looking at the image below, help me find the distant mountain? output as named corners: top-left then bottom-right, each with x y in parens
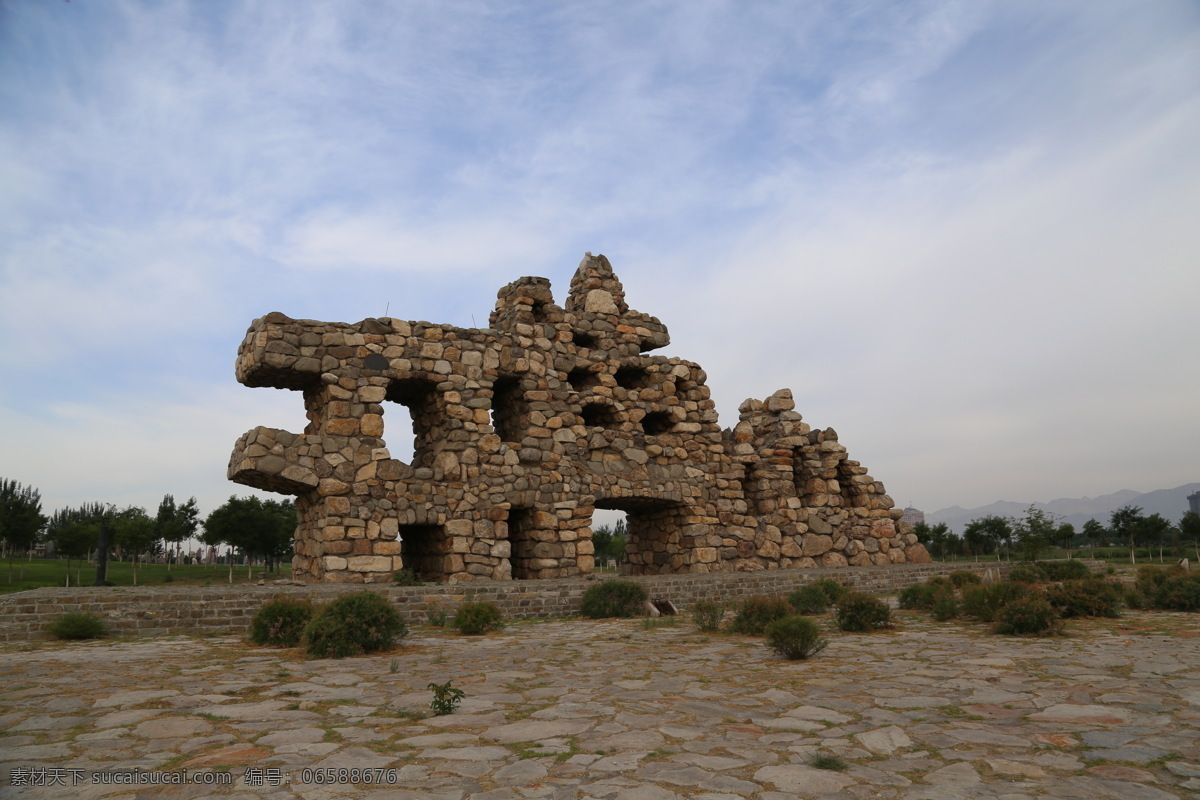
top-left (927, 484), bottom-right (1200, 534)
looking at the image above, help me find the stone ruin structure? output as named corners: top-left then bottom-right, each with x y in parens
top-left (228, 254), bottom-right (931, 583)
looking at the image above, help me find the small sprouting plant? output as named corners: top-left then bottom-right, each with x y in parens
top-left (426, 608), bottom-right (448, 627)
top-left (47, 612), bottom-right (106, 641)
top-left (428, 680), bottom-right (466, 716)
top-left (388, 658), bottom-right (400, 674)
top-left (690, 600), bottom-right (725, 631)
top-left (808, 753), bottom-right (848, 771)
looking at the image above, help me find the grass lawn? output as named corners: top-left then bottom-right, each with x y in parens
top-left (0, 558), bottom-right (291, 594)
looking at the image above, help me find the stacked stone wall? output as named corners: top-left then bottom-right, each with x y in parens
top-left (0, 560), bottom-right (1086, 644)
top-left (228, 253), bottom-right (932, 584)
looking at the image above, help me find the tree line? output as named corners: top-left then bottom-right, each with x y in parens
top-left (914, 504), bottom-right (1200, 563)
top-left (0, 478), bottom-right (296, 585)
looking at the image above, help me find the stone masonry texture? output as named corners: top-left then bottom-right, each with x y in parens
top-left (227, 254), bottom-right (931, 584)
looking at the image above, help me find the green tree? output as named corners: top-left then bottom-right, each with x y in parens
top-left (1136, 512), bottom-right (1174, 563)
top-left (962, 515), bottom-right (1012, 560)
top-left (1082, 518), bottom-right (1107, 557)
top-left (156, 494), bottom-right (199, 570)
top-left (203, 496), bottom-right (296, 580)
top-left (1056, 523), bottom-right (1076, 558)
top-left (112, 506), bottom-right (157, 584)
top-left (1180, 511), bottom-right (1200, 562)
top-left (1110, 505), bottom-right (1145, 564)
top-left (1013, 506), bottom-right (1058, 562)
top-left (591, 518), bottom-right (627, 564)
top-left (46, 503), bottom-right (108, 586)
top-left (913, 521), bottom-right (956, 561)
top-left (0, 479), bottom-right (46, 583)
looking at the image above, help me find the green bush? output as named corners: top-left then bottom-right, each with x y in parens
top-left (834, 593), bottom-right (891, 632)
top-left (249, 597), bottom-right (315, 647)
top-left (788, 584), bottom-right (834, 614)
top-left (764, 615), bottom-right (829, 660)
top-left (304, 591), bottom-right (408, 659)
top-left (992, 595), bottom-right (1061, 636)
top-left (1044, 578), bottom-right (1123, 618)
top-left (691, 600), bottom-right (725, 631)
top-left (452, 602), bottom-right (504, 635)
top-left (811, 579), bottom-right (850, 604)
top-left (1038, 560), bottom-right (1091, 581)
top-left (47, 612), bottom-right (106, 640)
top-left (962, 582), bottom-right (1034, 622)
top-left (579, 580), bottom-right (648, 618)
top-left (1134, 565), bottom-right (1184, 597)
top-left (948, 570), bottom-right (982, 588)
top-left (730, 596), bottom-right (794, 635)
top-left (392, 569), bottom-right (422, 586)
top-left (898, 581), bottom-right (952, 611)
top-left (1152, 574), bottom-right (1200, 611)
top-left (1007, 563), bottom-right (1044, 584)
top-left (930, 592), bottom-right (960, 621)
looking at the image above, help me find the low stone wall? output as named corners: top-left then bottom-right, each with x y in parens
top-left (0, 560), bottom-right (1051, 644)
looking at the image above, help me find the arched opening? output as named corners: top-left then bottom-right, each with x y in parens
top-left (641, 410), bottom-right (674, 435)
top-left (491, 375), bottom-right (526, 444)
top-left (589, 511), bottom-right (627, 572)
top-left (615, 364), bottom-right (652, 390)
top-left (384, 377), bottom-right (439, 467)
top-left (580, 402), bottom-right (619, 429)
top-left (398, 523), bottom-right (448, 581)
top-left (567, 366), bottom-right (602, 392)
top-left (594, 496), bottom-right (685, 575)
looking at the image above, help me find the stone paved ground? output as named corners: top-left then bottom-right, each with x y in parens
top-left (1, 609), bottom-right (1198, 800)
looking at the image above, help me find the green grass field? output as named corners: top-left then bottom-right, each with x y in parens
top-left (0, 558), bottom-right (291, 594)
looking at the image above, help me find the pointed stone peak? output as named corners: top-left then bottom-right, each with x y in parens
top-left (567, 252), bottom-right (628, 315)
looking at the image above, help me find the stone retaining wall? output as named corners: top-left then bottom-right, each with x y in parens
top-left (0, 561), bottom-right (1065, 644)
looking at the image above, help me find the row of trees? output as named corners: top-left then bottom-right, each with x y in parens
top-left (0, 478), bottom-right (297, 585)
top-left (915, 505), bottom-right (1200, 563)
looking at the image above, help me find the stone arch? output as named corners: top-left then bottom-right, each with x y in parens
top-left (594, 495), bottom-right (686, 576)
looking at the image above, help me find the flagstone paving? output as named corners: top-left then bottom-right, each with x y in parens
top-left (1, 610), bottom-right (1198, 799)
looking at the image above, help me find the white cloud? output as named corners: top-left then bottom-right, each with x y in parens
top-left (1, 0), bottom-right (1197, 520)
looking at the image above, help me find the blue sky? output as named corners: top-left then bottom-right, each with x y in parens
top-left (2, 0), bottom-right (1198, 523)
